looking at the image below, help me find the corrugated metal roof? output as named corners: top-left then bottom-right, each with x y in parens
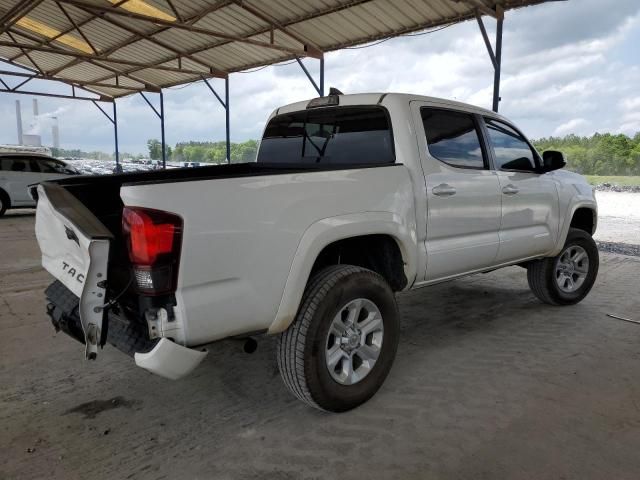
top-left (0, 0), bottom-right (557, 99)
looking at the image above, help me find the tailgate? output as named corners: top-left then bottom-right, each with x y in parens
top-left (35, 182), bottom-right (113, 359)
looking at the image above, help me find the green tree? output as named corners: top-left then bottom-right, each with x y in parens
top-left (532, 131), bottom-right (640, 176)
top-left (147, 139), bottom-right (162, 160)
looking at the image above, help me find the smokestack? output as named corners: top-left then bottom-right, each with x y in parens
top-left (51, 116), bottom-right (60, 149)
top-left (32, 98), bottom-right (39, 117)
top-left (15, 100), bottom-right (23, 144)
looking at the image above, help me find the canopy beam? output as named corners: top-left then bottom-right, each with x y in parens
top-left (295, 57), bottom-right (325, 97)
top-left (140, 91), bottom-right (168, 168)
top-left (92, 99), bottom-right (120, 169)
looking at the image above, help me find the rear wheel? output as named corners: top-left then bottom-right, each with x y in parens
top-left (527, 228), bottom-right (599, 305)
top-left (277, 265), bottom-right (399, 412)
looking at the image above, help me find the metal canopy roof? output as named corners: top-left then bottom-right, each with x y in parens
top-left (0, 0), bottom-right (553, 100)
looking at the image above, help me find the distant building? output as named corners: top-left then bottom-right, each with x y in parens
top-left (22, 134), bottom-right (42, 147)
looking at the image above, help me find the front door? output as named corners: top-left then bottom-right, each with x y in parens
top-left (482, 117), bottom-right (560, 263)
top-left (414, 105), bottom-right (502, 281)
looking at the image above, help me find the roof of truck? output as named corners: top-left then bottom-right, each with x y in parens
top-left (274, 92), bottom-right (504, 119)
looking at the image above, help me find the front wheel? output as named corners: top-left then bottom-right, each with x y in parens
top-left (527, 228), bottom-right (599, 305)
top-left (277, 265), bottom-right (399, 412)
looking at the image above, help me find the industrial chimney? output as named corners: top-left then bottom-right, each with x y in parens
top-left (15, 100), bottom-right (23, 144)
top-left (51, 116), bottom-right (60, 150)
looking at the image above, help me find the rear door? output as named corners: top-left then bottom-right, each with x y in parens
top-left (35, 183), bottom-right (112, 359)
top-left (414, 105), bottom-right (502, 281)
top-left (482, 117), bottom-right (560, 262)
top-left (0, 157), bottom-right (39, 205)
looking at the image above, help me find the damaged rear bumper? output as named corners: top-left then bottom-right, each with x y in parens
top-left (45, 280), bottom-right (206, 380)
top-left (134, 338), bottom-right (207, 380)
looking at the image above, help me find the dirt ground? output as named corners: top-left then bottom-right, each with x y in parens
top-left (1, 210), bottom-right (640, 480)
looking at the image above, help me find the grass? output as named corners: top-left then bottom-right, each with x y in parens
top-left (584, 175), bottom-right (640, 187)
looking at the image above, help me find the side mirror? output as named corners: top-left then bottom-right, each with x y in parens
top-left (541, 150), bottom-right (566, 173)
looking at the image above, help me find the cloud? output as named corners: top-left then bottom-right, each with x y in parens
top-left (0, 0), bottom-right (638, 153)
top-left (553, 118), bottom-right (590, 136)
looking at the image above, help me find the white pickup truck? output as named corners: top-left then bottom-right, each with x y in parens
top-left (34, 93), bottom-right (598, 412)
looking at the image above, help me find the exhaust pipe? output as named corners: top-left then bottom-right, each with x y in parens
top-left (242, 337), bottom-right (258, 354)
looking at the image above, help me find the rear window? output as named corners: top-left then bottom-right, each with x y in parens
top-left (257, 106), bottom-right (394, 165)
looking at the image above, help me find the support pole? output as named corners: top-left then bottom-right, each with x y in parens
top-left (202, 76), bottom-right (230, 163)
top-left (319, 57), bottom-right (325, 97)
top-left (295, 56), bottom-right (323, 97)
top-left (113, 101), bottom-right (120, 169)
top-left (476, 7), bottom-right (504, 113)
top-left (160, 90), bottom-right (166, 168)
top-left (140, 91), bottom-right (167, 168)
top-left (492, 8), bottom-right (504, 112)
top-left (225, 78), bottom-right (230, 163)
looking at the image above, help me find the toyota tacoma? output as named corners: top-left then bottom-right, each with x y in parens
top-left (33, 93), bottom-right (598, 412)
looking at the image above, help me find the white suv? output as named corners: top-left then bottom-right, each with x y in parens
top-left (0, 153), bottom-right (79, 216)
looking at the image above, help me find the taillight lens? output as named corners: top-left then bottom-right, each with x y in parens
top-left (122, 207), bottom-right (183, 295)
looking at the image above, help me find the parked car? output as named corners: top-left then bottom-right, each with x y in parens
top-left (33, 93), bottom-right (598, 412)
top-left (0, 153), bottom-right (79, 216)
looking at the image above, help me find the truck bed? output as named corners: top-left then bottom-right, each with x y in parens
top-left (38, 162), bottom-right (404, 335)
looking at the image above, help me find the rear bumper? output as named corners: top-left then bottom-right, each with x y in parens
top-left (45, 280), bottom-right (206, 379)
top-left (135, 338), bottom-right (207, 380)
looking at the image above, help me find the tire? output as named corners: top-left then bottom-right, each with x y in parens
top-left (527, 228), bottom-right (599, 305)
top-left (0, 190), bottom-right (8, 217)
top-left (277, 265), bottom-right (399, 412)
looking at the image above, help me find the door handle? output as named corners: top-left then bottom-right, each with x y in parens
top-left (502, 184), bottom-right (519, 195)
top-left (432, 184), bottom-right (457, 197)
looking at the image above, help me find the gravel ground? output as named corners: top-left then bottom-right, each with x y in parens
top-left (1, 210), bottom-right (640, 480)
top-left (593, 191), bottom-right (640, 247)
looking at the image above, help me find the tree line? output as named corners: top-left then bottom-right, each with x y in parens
top-left (147, 139), bottom-right (257, 164)
top-left (55, 131), bottom-right (640, 176)
top-left (532, 132), bottom-right (640, 176)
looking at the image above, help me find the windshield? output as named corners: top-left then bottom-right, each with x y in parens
top-left (257, 106), bottom-right (394, 165)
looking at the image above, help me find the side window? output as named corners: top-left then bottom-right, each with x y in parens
top-left (3, 158), bottom-right (29, 172)
top-left (484, 118), bottom-right (538, 172)
top-left (40, 160), bottom-right (64, 173)
top-left (421, 108), bottom-right (486, 169)
top-left (29, 159), bottom-right (42, 173)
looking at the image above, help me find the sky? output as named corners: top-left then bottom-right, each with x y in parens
top-left (0, 0), bottom-right (639, 155)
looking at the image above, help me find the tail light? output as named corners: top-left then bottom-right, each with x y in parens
top-left (122, 207), bottom-right (183, 296)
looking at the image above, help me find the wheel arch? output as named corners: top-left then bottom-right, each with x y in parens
top-left (570, 207), bottom-right (597, 235)
top-left (552, 201), bottom-right (597, 256)
top-left (0, 187), bottom-right (10, 215)
top-left (0, 187), bottom-right (10, 207)
top-left (268, 212), bottom-right (417, 334)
